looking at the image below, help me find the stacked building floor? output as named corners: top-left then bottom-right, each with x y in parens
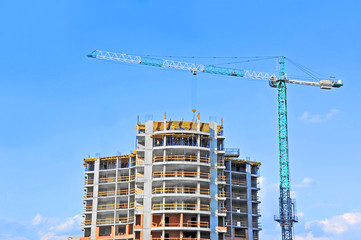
top-left (81, 116), bottom-right (261, 240)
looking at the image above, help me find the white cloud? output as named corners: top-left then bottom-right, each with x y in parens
top-left (296, 177), bottom-right (314, 188)
top-left (39, 231), bottom-right (68, 240)
top-left (295, 232), bottom-right (333, 240)
top-left (306, 212), bottom-right (361, 234)
top-left (32, 214), bottom-right (45, 226)
top-left (49, 215), bottom-right (81, 232)
top-left (300, 109), bottom-right (339, 123)
top-left (0, 214), bottom-right (82, 240)
top-left (259, 176), bottom-right (278, 194)
top-left (298, 212), bottom-right (305, 218)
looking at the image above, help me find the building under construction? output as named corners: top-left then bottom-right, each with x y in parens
top-left (80, 114), bottom-right (261, 240)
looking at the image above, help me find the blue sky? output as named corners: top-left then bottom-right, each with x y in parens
top-left (0, 0), bottom-right (360, 239)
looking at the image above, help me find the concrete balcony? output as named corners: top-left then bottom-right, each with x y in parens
top-left (151, 220), bottom-right (210, 231)
top-left (216, 176), bottom-right (226, 185)
top-left (217, 160), bottom-right (226, 169)
top-left (83, 192), bottom-right (93, 199)
top-left (232, 207), bottom-right (248, 214)
top-left (97, 202), bottom-right (134, 211)
top-left (216, 226), bottom-right (227, 233)
top-left (152, 171), bottom-right (210, 182)
top-left (225, 220), bottom-right (248, 228)
top-left (216, 191), bottom-right (226, 201)
top-left (153, 154), bottom-right (210, 165)
top-left (226, 192), bottom-right (247, 200)
top-left (96, 216), bottom-right (134, 225)
top-left (216, 207), bottom-right (227, 216)
top-left (153, 186), bottom-right (210, 196)
top-left (152, 203), bottom-right (210, 214)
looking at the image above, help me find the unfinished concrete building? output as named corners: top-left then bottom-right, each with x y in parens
top-left (80, 114), bottom-right (261, 240)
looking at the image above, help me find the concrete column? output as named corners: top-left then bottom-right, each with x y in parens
top-left (228, 161), bottom-right (233, 240)
top-left (91, 158), bottom-right (100, 240)
top-left (246, 163), bottom-right (253, 240)
top-left (114, 158), bottom-right (119, 235)
top-left (142, 121), bottom-right (153, 240)
top-left (209, 122), bottom-right (218, 240)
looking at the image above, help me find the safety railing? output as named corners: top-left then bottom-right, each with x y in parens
top-left (98, 190), bottom-right (116, 197)
top-left (99, 176), bottom-right (116, 184)
top-left (135, 205), bottom-right (144, 211)
top-left (153, 171), bottom-right (210, 179)
top-left (253, 222), bottom-right (262, 228)
top-left (136, 174), bottom-right (144, 179)
top-left (99, 160), bottom-right (117, 170)
top-left (84, 205), bottom-right (92, 211)
top-left (252, 195), bottom-right (260, 201)
top-left (119, 160), bottom-right (136, 168)
top-left (158, 222), bottom-right (180, 227)
top-left (97, 202), bottom-right (135, 210)
top-left (82, 220), bottom-right (91, 225)
top-left (118, 188), bottom-right (135, 195)
top-left (217, 175), bottom-right (226, 182)
top-left (216, 226), bottom-right (227, 232)
top-left (85, 164), bottom-right (94, 172)
top-left (152, 187), bottom-right (209, 195)
top-left (231, 179), bottom-right (247, 186)
top-left (227, 192), bottom-right (247, 199)
top-left (152, 203), bottom-right (210, 211)
top-left (218, 191), bottom-right (226, 198)
top-left (152, 220), bottom-right (209, 228)
top-left (165, 136), bottom-right (199, 147)
top-left (118, 175), bottom-right (136, 182)
top-left (83, 192), bottom-right (93, 198)
top-left (225, 220), bottom-right (248, 227)
top-left (184, 220), bottom-right (209, 228)
top-left (225, 148), bottom-right (240, 156)
top-left (252, 208), bottom-right (261, 214)
top-left (98, 188), bottom-right (136, 197)
top-left (135, 189), bottom-right (144, 195)
top-left (218, 207), bottom-right (227, 214)
top-left (232, 207), bottom-right (247, 213)
top-left (153, 155), bottom-right (210, 164)
top-left (96, 216), bottom-right (134, 225)
top-left (136, 158), bottom-right (145, 165)
top-left (85, 178), bottom-right (94, 185)
top-left (97, 175), bottom-right (138, 184)
top-left (217, 159), bottom-right (225, 166)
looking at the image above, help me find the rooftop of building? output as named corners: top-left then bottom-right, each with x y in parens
top-left (137, 120), bottom-right (223, 133)
top-left (83, 111), bottom-right (260, 166)
top-left (84, 151), bottom-right (136, 163)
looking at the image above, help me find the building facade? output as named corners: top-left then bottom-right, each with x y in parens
top-left (81, 115), bottom-right (261, 240)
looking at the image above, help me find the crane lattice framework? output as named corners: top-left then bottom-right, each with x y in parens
top-left (87, 50), bottom-right (342, 240)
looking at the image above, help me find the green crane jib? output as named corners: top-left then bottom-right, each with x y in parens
top-left (87, 50), bottom-right (342, 240)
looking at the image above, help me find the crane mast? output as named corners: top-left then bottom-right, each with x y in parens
top-left (274, 57), bottom-right (298, 240)
top-left (87, 50), bottom-right (342, 240)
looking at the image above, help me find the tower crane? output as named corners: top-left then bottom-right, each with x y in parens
top-left (87, 50), bottom-right (342, 240)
